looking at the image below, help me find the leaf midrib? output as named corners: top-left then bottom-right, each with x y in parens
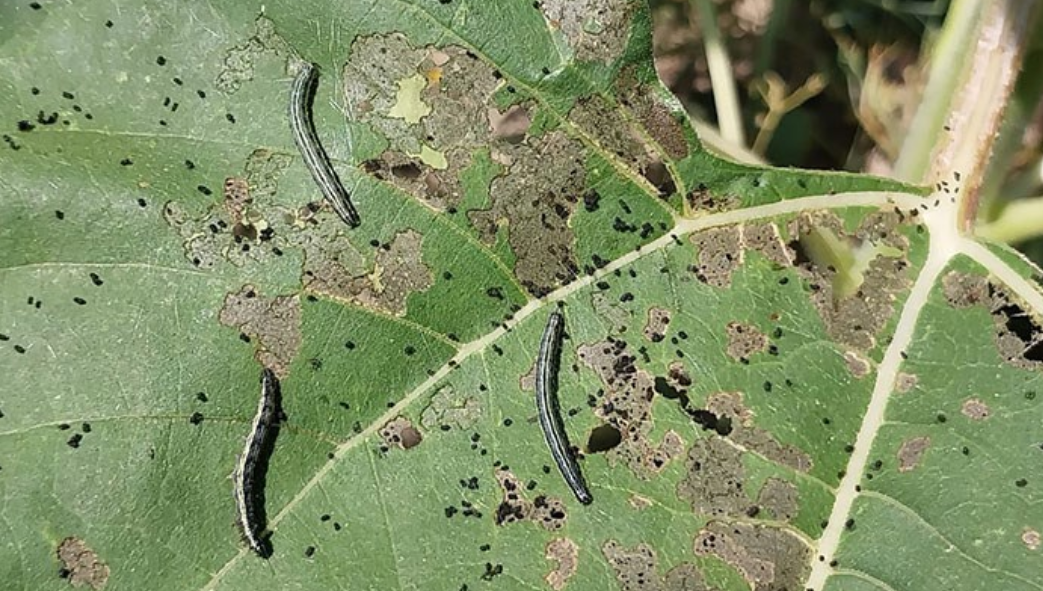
top-left (807, 199), bottom-right (1043, 588)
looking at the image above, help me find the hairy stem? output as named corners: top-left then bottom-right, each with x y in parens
top-left (897, 0), bottom-right (1038, 232)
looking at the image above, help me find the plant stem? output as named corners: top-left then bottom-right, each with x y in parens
top-left (978, 195), bottom-right (1043, 244)
top-left (895, 0), bottom-right (1038, 233)
top-left (892, 0), bottom-right (982, 182)
top-left (753, 0), bottom-right (790, 77)
top-left (955, 1), bottom-right (1038, 231)
top-left (976, 47), bottom-right (1043, 222)
top-left (692, 0), bottom-right (746, 147)
top-left (691, 118), bottom-right (765, 165)
top-left (751, 73), bottom-right (826, 156)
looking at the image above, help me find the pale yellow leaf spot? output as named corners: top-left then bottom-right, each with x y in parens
top-left (387, 74), bottom-right (431, 124)
top-left (415, 145), bottom-right (448, 170)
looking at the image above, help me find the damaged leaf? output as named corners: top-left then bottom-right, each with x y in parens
top-left (0, 2), bottom-right (1038, 591)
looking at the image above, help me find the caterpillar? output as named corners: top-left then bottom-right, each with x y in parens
top-left (234, 367), bottom-right (283, 558)
top-left (289, 61), bottom-right (361, 227)
top-left (535, 311), bottom-right (593, 505)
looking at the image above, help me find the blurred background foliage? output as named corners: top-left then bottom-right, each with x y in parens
top-left (650, 0), bottom-right (1043, 266)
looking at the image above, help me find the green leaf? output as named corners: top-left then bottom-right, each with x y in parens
top-left (1, 2), bottom-right (1039, 591)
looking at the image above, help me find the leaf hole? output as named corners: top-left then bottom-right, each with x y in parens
top-left (391, 162), bottom-right (422, 180)
top-left (587, 424), bottom-right (622, 453)
top-left (688, 409), bottom-right (732, 436)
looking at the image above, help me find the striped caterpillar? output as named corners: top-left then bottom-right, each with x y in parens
top-left (535, 311), bottom-right (593, 505)
top-left (289, 61), bottom-right (361, 227)
top-left (233, 368), bottom-right (283, 558)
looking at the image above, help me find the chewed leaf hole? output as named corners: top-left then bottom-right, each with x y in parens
top-left (786, 236), bottom-right (813, 267)
top-left (587, 424), bottom-right (622, 453)
top-left (391, 162), bottom-right (422, 180)
top-left (653, 376), bottom-right (683, 399)
top-left (689, 409), bottom-right (732, 436)
top-left (993, 301), bottom-right (1043, 361)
